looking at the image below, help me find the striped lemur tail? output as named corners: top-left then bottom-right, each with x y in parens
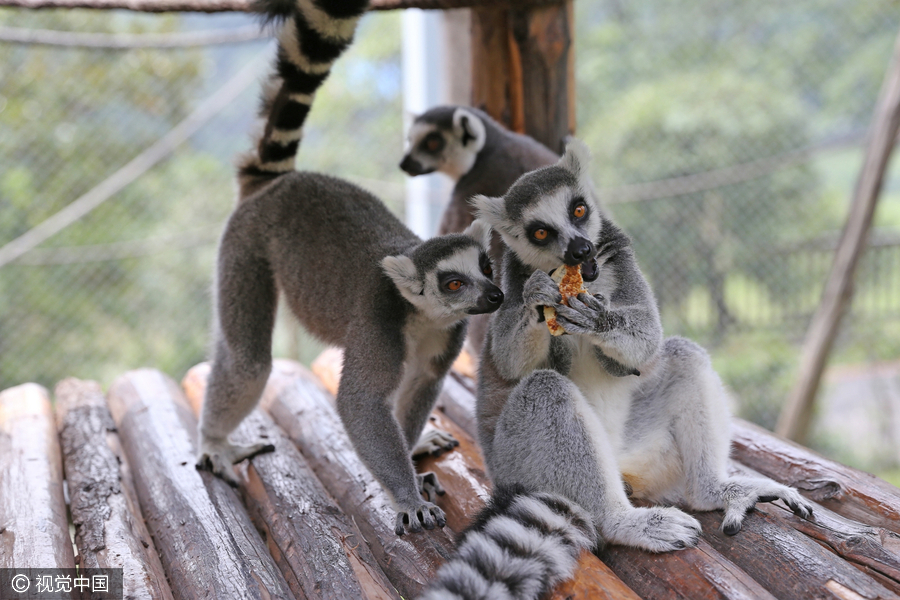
top-left (237, 0), bottom-right (370, 199)
top-left (419, 485), bottom-right (597, 600)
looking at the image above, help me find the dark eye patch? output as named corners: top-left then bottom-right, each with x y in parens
top-left (526, 222), bottom-right (556, 246)
top-left (421, 132), bottom-right (445, 154)
top-left (569, 196), bottom-right (589, 223)
top-left (479, 253), bottom-right (493, 279)
top-left (438, 271), bottom-right (470, 292)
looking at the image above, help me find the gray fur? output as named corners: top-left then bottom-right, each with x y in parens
top-left (400, 106), bottom-right (558, 358)
top-left (197, 0), bottom-right (504, 535)
top-left (475, 140), bottom-right (813, 551)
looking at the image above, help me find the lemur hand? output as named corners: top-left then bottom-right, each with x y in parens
top-left (523, 270), bottom-right (562, 310)
top-left (554, 292), bottom-right (622, 336)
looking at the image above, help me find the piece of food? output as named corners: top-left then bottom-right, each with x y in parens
top-left (544, 264), bottom-right (588, 336)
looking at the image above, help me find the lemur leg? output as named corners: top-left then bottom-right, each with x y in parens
top-left (658, 337), bottom-right (814, 534)
top-left (197, 248), bottom-right (277, 485)
top-left (394, 370), bottom-right (459, 460)
top-left (339, 334), bottom-right (447, 535)
top-left (491, 370), bottom-right (701, 552)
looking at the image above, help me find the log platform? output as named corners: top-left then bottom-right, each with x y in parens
top-left (3, 352), bottom-right (900, 599)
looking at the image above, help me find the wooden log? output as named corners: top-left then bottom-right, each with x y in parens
top-left (0, 383), bottom-right (75, 569)
top-left (727, 460), bottom-right (900, 593)
top-left (106, 369), bottom-right (293, 600)
top-left (732, 418), bottom-right (900, 536)
top-left (695, 508), bottom-right (900, 599)
top-left (777, 23), bottom-right (900, 444)
top-left (54, 378), bottom-right (173, 600)
top-left (181, 364), bottom-right (400, 600)
top-left (598, 539), bottom-right (776, 600)
top-left (261, 359), bottom-right (455, 599)
top-left (306, 353), bottom-right (643, 600)
top-left (470, 0), bottom-right (574, 152)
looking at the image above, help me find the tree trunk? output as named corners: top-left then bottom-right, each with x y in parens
top-left (470, 0), bottom-right (574, 152)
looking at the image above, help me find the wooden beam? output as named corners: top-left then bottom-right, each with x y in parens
top-left (777, 23), bottom-right (900, 443)
top-left (695, 507), bottom-right (898, 599)
top-left (106, 369), bottom-right (293, 600)
top-left (261, 360), bottom-right (456, 599)
top-left (0, 0), bottom-right (560, 13)
top-left (55, 378), bottom-right (173, 600)
top-left (0, 383), bottom-right (75, 569)
top-left (732, 418), bottom-right (900, 536)
top-left (470, 0), bottom-right (574, 152)
top-left (181, 364), bottom-right (401, 600)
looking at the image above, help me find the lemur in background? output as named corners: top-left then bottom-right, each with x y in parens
top-left (196, 0), bottom-right (505, 535)
top-left (472, 140), bottom-right (814, 551)
top-left (400, 106), bottom-right (558, 356)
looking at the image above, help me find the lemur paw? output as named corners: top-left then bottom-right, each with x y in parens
top-left (394, 497), bottom-right (447, 535)
top-left (195, 438), bottom-right (275, 487)
top-left (720, 476), bottom-right (814, 536)
top-left (523, 270), bottom-right (562, 310)
top-left (606, 506), bottom-right (701, 553)
top-left (417, 471), bottom-right (446, 502)
top-left (412, 429), bottom-right (459, 458)
top-left (555, 293), bottom-right (619, 335)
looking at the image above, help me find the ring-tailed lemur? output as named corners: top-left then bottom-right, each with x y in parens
top-left (418, 485), bottom-right (596, 600)
top-left (471, 140), bottom-right (813, 550)
top-left (196, 0), bottom-right (505, 535)
top-left (400, 106), bottom-right (558, 356)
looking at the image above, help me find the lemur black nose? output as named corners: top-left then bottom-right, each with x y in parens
top-left (488, 290), bottom-right (504, 305)
top-left (400, 155), bottom-right (421, 175)
top-left (564, 238), bottom-right (594, 265)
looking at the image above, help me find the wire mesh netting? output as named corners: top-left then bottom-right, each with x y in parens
top-left (2, 1), bottom-right (900, 474)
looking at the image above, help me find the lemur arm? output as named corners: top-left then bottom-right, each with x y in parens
top-left (554, 245), bottom-right (663, 371)
top-left (336, 321), bottom-right (438, 526)
top-left (487, 269), bottom-right (560, 381)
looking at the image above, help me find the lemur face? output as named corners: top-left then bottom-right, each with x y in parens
top-left (472, 140), bottom-right (603, 273)
top-left (382, 220), bottom-right (503, 324)
top-left (400, 107), bottom-right (486, 181)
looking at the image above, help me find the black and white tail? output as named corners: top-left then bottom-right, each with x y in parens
top-left (419, 485), bottom-right (597, 600)
top-left (238, 0), bottom-right (369, 197)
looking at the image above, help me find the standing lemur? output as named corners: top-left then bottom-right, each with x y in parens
top-left (400, 106), bottom-right (558, 356)
top-left (196, 0), bottom-right (505, 535)
top-left (471, 140), bottom-right (814, 552)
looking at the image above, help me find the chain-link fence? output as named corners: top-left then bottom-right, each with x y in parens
top-left (2, 1), bottom-right (900, 476)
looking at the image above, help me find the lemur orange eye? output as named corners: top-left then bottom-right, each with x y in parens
top-left (447, 280), bottom-right (463, 291)
top-left (533, 229), bottom-right (548, 241)
top-left (483, 265), bottom-right (493, 277)
top-left (574, 204), bottom-right (586, 218)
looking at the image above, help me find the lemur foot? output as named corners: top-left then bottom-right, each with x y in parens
top-left (417, 471), bottom-right (446, 502)
top-left (412, 429), bottom-right (459, 458)
top-left (605, 506), bottom-right (701, 553)
top-left (196, 438), bottom-right (275, 487)
top-left (395, 498), bottom-right (447, 535)
top-left (719, 476), bottom-right (814, 536)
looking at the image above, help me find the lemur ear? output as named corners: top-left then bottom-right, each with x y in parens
top-left (470, 194), bottom-right (505, 228)
top-left (463, 219), bottom-right (492, 249)
top-left (382, 255), bottom-right (423, 295)
top-left (558, 138), bottom-right (592, 176)
top-left (453, 108), bottom-right (486, 152)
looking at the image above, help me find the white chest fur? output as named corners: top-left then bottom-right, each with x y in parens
top-left (567, 337), bottom-right (641, 454)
